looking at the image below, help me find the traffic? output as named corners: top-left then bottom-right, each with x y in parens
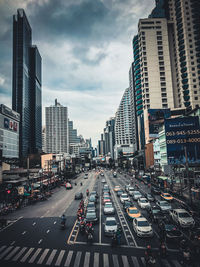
top-left (65, 168), bottom-right (200, 266)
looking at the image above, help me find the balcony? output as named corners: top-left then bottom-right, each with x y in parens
top-left (182, 84), bottom-right (189, 90)
top-left (184, 101), bottom-right (191, 107)
top-left (179, 44), bottom-right (185, 51)
top-left (182, 78), bottom-right (188, 84)
top-left (180, 56), bottom-right (186, 62)
top-left (183, 90), bottom-right (189, 95)
top-left (181, 66), bottom-right (187, 73)
top-left (181, 72), bottom-right (187, 79)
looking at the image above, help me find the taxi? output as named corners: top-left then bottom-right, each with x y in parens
top-left (161, 192), bottom-right (173, 201)
top-left (114, 186), bottom-right (121, 192)
top-left (126, 207), bottom-right (141, 219)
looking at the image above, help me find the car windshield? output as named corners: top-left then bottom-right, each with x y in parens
top-left (106, 220), bottom-right (117, 226)
top-left (121, 194), bottom-right (128, 198)
top-left (160, 202), bottom-right (169, 206)
top-left (152, 209), bottom-right (161, 214)
top-left (179, 212), bottom-right (190, 218)
top-left (104, 197), bottom-right (110, 200)
top-left (138, 221), bottom-right (149, 227)
top-left (164, 193), bottom-right (170, 197)
top-left (86, 213), bottom-right (95, 218)
top-left (134, 192), bottom-right (141, 195)
top-left (87, 203), bottom-right (95, 207)
top-left (105, 203), bottom-right (113, 207)
top-left (140, 199), bottom-right (147, 203)
top-left (129, 188), bottom-right (134, 191)
top-left (129, 209), bottom-right (139, 214)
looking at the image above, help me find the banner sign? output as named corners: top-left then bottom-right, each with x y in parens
top-left (165, 116), bottom-right (200, 164)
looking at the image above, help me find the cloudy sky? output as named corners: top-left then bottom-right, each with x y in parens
top-left (0, 0), bottom-right (154, 146)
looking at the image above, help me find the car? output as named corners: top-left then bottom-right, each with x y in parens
top-left (102, 196), bottom-right (111, 205)
top-left (102, 188), bottom-right (110, 194)
top-left (103, 184), bottom-right (109, 189)
top-left (85, 210), bottom-right (98, 223)
top-left (161, 192), bottom-right (173, 202)
top-left (90, 191), bottom-right (98, 199)
top-left (170, 209), bottom-right (195, 228)
top-left (104, 203), bottom-right (115, 215)
top-left (151, 187), bottom-right (161, 195)
top-left (128, 187), bottom-right (135, 196)
top-left (148, 205), bottom-right (166, 222)
top-left (123, 200), bottom-right (133, 210)
top-left (117, 189), bottom-right (124, 197)
top-left (120, 193), bottom-right (130, 203)
top-left (114, 186), bottom-right (121, 192)
top-left (104, 217), bottom-right (118, 236)
top-left (113, 172), bottom-right (117, 177)
top-left (74, 192), bottom-right (83, 200)
top-left (137, 198), bottom-right (151, 209)
top-left (156, 201), bottom-right (172, 213)
top-left (87, 202), bottom-right (96, 211)
top-left (100, 173), bottom-right (104, 176)
top-left (126, 207), bottom-right (141, 220)
top-left (65, 183), bottom-right (72, 189)
top-left (132, 191), bottom-right (142, 200)
top-left (101, 179), bottom-right (106, 183)
top-left (133, 217), bottom-right (153, 237)
top-left (145, 193), bottom-right (155, 202)
top-left (158, 221), bottom-right (183, 242)
top-left (102, 192), bottom-right (110, 198)
top-left (84, 173), bottom-right (88, 179)
top-left (89, 195), bottom-right (97, 204)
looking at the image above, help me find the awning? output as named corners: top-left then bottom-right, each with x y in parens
top-left (157, 176), bottom-right (168, 180)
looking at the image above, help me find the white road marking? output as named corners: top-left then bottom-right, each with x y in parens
top-left (5, 246), bottom-right (20, 260)
top-left (131, 256), bottom-right (140, 267)
top-left (20, 247), bottom-right (34, 262)
top-left (22, 231), bottom-right (26, 235)
top-left (46, 249), bottom-right (57, 265)
top-left (46, 229), bottom-right (50, 233)
top-left (83, 252), bottom-right (90, 267)
top-left (55, 250), bottom-right (65, 266)
top-left (103, 253), bottom-right (109, 267)
top-left (0, 246), bottom-right (13, 259)
top-left (12, 247), bottom-right (27, 261)
top-left (33, 222), bottom-right (36, 226)
top-left (10, 241), bottom-right (15, 245)
top-left (54, 221), bottom-right (57, 224)
top-left (93, 252), bottom-right (99, 267)
top-left (38, 239), bottom-right (43, 244)
top-left (0, 216), bottom-right (23, 233)
top-left (37, 248), bottom-right (49, 264)
top-left (64, 250), bottom-right (73, 267)
top-left (112, 255), bottom-right (119, 267)
top-left (29, 248), bottom-right (42, 263)
top-left (74, 251), bottom-right (82, 267)
top-left (122, 255), bottom-right (130, 267)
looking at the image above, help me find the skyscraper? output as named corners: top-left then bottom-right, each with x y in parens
top-left (12, 9), bottom-right (42, 158)
top-left (45, 99), bottom-right (69, 154)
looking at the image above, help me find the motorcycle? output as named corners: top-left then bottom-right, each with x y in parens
top-left (60, 221), bottom-right (66, 230)
top-left (145, 256), bottom-right (156, 267)
top-left (159, 242), bottom-right (167, 257)
top-left (111, 234), bottom-right (118, 247)
top-left (79, 221), bottom-right (85, 234)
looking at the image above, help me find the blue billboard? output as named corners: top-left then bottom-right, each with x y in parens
top-left (165, 116), bottom-right (200, 164)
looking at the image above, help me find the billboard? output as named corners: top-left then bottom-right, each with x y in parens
top-left (165, 116), bottom-right (200, 164)
top-left (148, 109), bottom-right (171, 138)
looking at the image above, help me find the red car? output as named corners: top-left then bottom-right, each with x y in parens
top-left (102, 196), bottom-right (111, 205)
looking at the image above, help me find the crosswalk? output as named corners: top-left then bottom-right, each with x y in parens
top-left (0, 244), bottom-right (184, 267)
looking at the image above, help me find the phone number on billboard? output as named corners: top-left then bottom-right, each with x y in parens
top-left (166, 138), bottom-right (200, 144)
top-left (166, 130), bottom-right (200, 136)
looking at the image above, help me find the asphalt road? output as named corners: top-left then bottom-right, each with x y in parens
top-left (0, 170), bottom-right (198, 267)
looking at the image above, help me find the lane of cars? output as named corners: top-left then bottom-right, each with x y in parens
top-left (106, 170), bottom-right (199, 249)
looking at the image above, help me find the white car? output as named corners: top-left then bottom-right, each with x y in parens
top-left (133, 217), bottom-right (153, 237)
top-left (104, 203), bottom-right (115, 215)
top-left (156, 201), bottom-right (172, 212)
top-left (120, 193), bottom-right (130, 203)
top-left (104, 217), bottom-right (118, 236)
top-left (170, 209), bottom-right (195, 228)
top-left (132, 191), bottom-right (142, 200)
top-left (138, 198), bottom-right (151, 209)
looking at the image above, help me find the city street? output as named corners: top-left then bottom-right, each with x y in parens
top-left (0, 170), bottom-right (198, 267)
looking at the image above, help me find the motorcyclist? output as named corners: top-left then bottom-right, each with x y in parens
top-left (145, 245), bottom-right (156, 266)
top-left (86, 189), bottom-right (89, 196)
top-left (61, 214), bottom-right (66, 226)
top-left (159, 241), bottom-right (167, 257)
top-left (116, 226), bottom-right (122, 245)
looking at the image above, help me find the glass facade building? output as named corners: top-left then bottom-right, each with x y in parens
top-left (12, 9), bottom-right (42, 158)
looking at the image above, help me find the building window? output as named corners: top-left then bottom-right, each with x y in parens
top-left (162, 104), bottom-right (168, 108)
top-left (157, 31), bottom-right (162, 35)
top-left (194, 91), bottom-right (197, 94)
top-left (158, 46), bottom-right (163, 50)
top-left (160, 67), bottom-right (165, 71)
top-left (195, 97), bottom-right (198, 100)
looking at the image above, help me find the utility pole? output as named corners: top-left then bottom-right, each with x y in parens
top-left (184, 146), bottom-right (193, 206)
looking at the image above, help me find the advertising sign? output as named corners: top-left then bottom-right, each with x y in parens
top-left (4, 118), bottom-right (18, 132)
top-left (18, 186), bottom-right (24, 195)
top-left (165, 116), bottom-right (200, 164)
top-left (148, 109), bottom-right (171, 137)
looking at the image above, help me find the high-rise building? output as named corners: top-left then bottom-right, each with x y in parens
top-left (45, 99), bottom-right (69, 154)
top-left (68, 120), bottom-right (80, 144)
top-left (166, 0), bottom-right (200, 111)
top-left (114, 88), bottom-right (135, 159)
top-left (103, 118), bottom-right (115, 159)
top-left (12, 9), bottom-right (42, 158)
